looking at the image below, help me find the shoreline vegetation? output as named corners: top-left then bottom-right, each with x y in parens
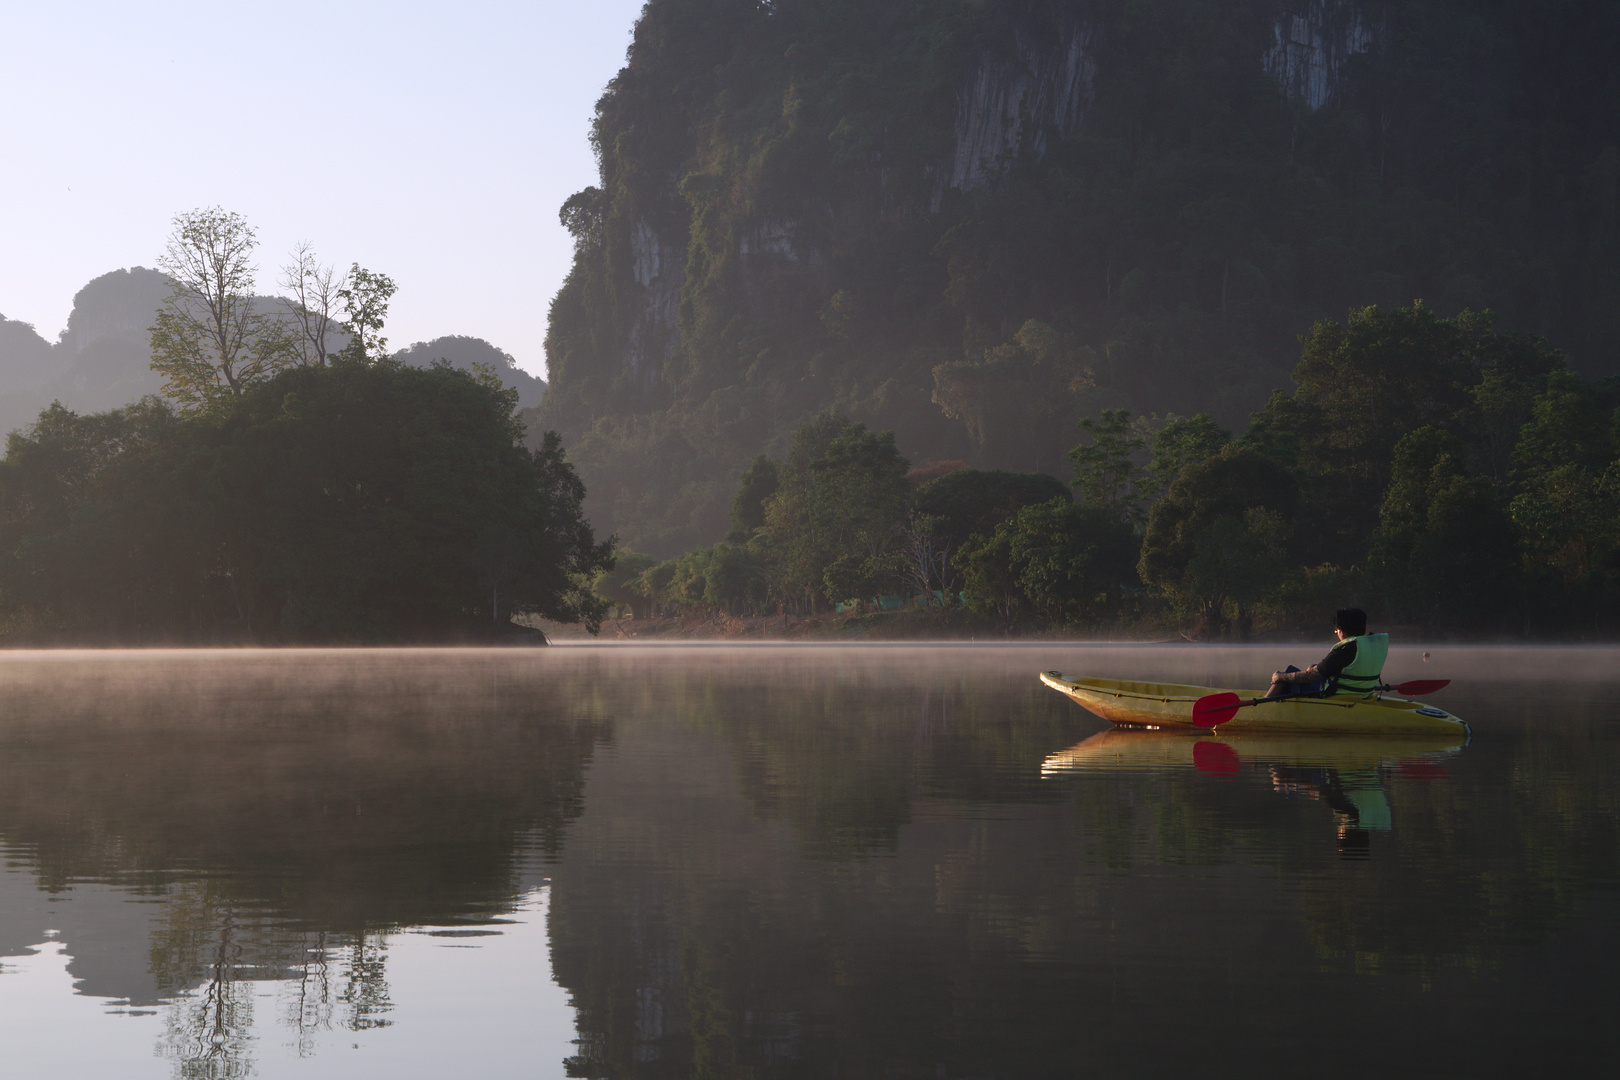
top-left (587, 304), bottom-right (1620, 644)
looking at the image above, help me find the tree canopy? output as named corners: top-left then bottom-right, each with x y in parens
top-left (0, 361), bottom-right (611, 643)
top-left (618, 301), bottom-right (1620, 638)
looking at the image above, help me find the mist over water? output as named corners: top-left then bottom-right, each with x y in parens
top-left (0, 645), bottom-right (1614, 1077)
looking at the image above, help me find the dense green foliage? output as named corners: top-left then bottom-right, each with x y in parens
top-left (542, 0), bottom-right (1620, 557)
top-left (0, 361), bottom-right (611, 643)
top-left (611, 303), bottom-right (1620, 636)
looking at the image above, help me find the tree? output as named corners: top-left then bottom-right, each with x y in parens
top-left (913, 469), bottom-right (1072, 554)
top-left (1138, 448), bottom-right (1298, 637)
top-left (1069, 410), bottom-right (1149, 526)
top-left (0, 363), bottom-right (613, 642)
top-left (1146, 414), bottom-right (1231, 496)
top-left (1183, 508), bottom-right (1290, 640)
top-left (0, 398), bottom-right (199, 638)
top-left (750, 415), bottom-right (911, 609)
top-left (150, 207), bottom-right (293, 412)
top-left (594, 550), bottom-right (659, 617)
top-left (334, 265), bottom-right (398, 363)
top-left (1507, 372), bottom-right (1620, 623)
top-left (1252, 303), bottom-right (1565, 563)
top-left (701, 543), bottom-right (767, 613)
top-left (279, 241), bottom-right (343, 366)
top-left (960, 500), bottom-right (1137, 629)
top-left (726, 454), bottom-right (779, 544)
top-left (1511, 463), bottom-right (1620, 612)
top-left (896, 512), bottom-right (958, 606)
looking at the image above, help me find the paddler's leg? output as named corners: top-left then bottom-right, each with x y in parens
top-left (1266, 665), bottom-right (1304, 698)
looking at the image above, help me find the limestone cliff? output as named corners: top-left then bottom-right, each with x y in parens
top-left (1265, 1), bottom-right (1373, 111)
top-left (946, 13), bottom-right (1095, 196)
top-left (541, 0), bottom-right (1620, 556)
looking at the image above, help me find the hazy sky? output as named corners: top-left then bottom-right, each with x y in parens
top-left (0, 0), bottom-right (645, 379)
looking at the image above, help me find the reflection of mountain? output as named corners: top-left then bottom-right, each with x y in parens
top-left (674, 663), bottom-right (1080, 856)
top-left (543, 649), bottom-right (1620, 1078)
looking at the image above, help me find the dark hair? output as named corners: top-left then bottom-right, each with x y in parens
top-left (1334, 608), bottom-right (1367, 636)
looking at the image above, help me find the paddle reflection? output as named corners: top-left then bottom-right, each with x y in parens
top-left (1042, 728), bottom-right (1466, 857)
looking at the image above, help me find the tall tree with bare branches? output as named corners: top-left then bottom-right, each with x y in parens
top-left (149, 207), bottom-right (293, 412)
top-left (279, 241), bottom-right (342, 366)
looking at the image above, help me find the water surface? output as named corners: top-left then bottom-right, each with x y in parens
top-left (0, 645), bottom-right (1615, 1077)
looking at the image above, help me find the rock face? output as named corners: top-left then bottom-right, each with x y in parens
top-left (0, 317), bottom-right (55, 389)
top-left (580, 4), bottom-right (1381, 403)
top-left (1265, 0), bottom-right (1373, 111)
top-left (623, 220), bottom-right (684, 392)
top-left (55, 267), bottom-right (172, 361)
top-left (947, 14), bottom-right (1095, 194)
top-left (0, 267), bottom-right (170, 435)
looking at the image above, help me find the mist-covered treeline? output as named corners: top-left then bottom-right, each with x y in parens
top-left (539, 0), bottom-right (1620, 557)
top-left (606, 303), bottom-right (1619, 637)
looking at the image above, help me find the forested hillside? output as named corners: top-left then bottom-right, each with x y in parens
top-left (540, 0), bottom-right (1620, 556)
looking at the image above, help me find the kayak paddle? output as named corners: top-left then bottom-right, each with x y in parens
top-left (1192, 679), bottom-right (1452, 728)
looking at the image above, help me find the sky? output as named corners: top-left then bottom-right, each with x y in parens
top-left (0, 0), bottom-right (646, 380)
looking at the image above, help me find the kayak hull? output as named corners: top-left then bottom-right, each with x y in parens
top-left (1039, 672), bottom-right (1469, 736)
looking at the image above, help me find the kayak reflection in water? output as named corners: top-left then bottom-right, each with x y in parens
top-left (1270, 764), bottom-right (1392, 858)
top-left (1043, 728), bottom-right (1462, 857)
top-left (1266, 608), bottom-right (1388, 699)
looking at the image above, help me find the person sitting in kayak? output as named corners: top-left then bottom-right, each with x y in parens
top-left (1266, 608), bottom-right (1388, 698)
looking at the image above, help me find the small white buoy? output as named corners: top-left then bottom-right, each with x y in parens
top-left (1422, 651), bottom-right (1431, 662)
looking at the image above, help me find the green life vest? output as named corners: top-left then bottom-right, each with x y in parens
top-left (1332, 633), bottom-right (1388, 693)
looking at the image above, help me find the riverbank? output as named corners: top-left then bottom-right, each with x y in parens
top-left (531, 610), bottom-right (1313, 643)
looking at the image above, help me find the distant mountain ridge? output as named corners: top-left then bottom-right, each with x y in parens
top-left (0, 268), bottom-right (544, 435)
top-left (0, 268), bottom-right (170, 434)
top-left (392, 335), bottom-right (547, 409)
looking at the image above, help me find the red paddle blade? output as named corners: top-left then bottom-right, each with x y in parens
top-left (1192, 692), bottom-right (1243, 727)
top-left (1391, 679), bottom-right (1450, 695)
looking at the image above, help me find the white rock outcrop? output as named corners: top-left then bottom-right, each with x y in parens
top-left (624, 220), bottom-right (684, 387)
top-left (948, 16), bottom-right (1095, 194)
top-left (1265, 1), bottom-right (1373, 111)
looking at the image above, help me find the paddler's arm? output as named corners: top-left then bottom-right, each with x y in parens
top-left (1269, 640), bottom-right (1356, 689)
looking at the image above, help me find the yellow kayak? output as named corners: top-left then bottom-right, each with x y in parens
top-left (1041, 727), bottom-right (1466, 777)
top-left (1039, 672), bottom-right (1469, 736)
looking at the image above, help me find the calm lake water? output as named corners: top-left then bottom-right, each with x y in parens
top-left (0, 644), bottom-right (1615, 1078)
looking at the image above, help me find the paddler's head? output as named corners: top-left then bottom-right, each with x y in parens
top-left (1333, 608), bottom-right (1367, 640)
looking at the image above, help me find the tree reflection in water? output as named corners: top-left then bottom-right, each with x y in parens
top-left (0, 651), bottom-right (612, 1078)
